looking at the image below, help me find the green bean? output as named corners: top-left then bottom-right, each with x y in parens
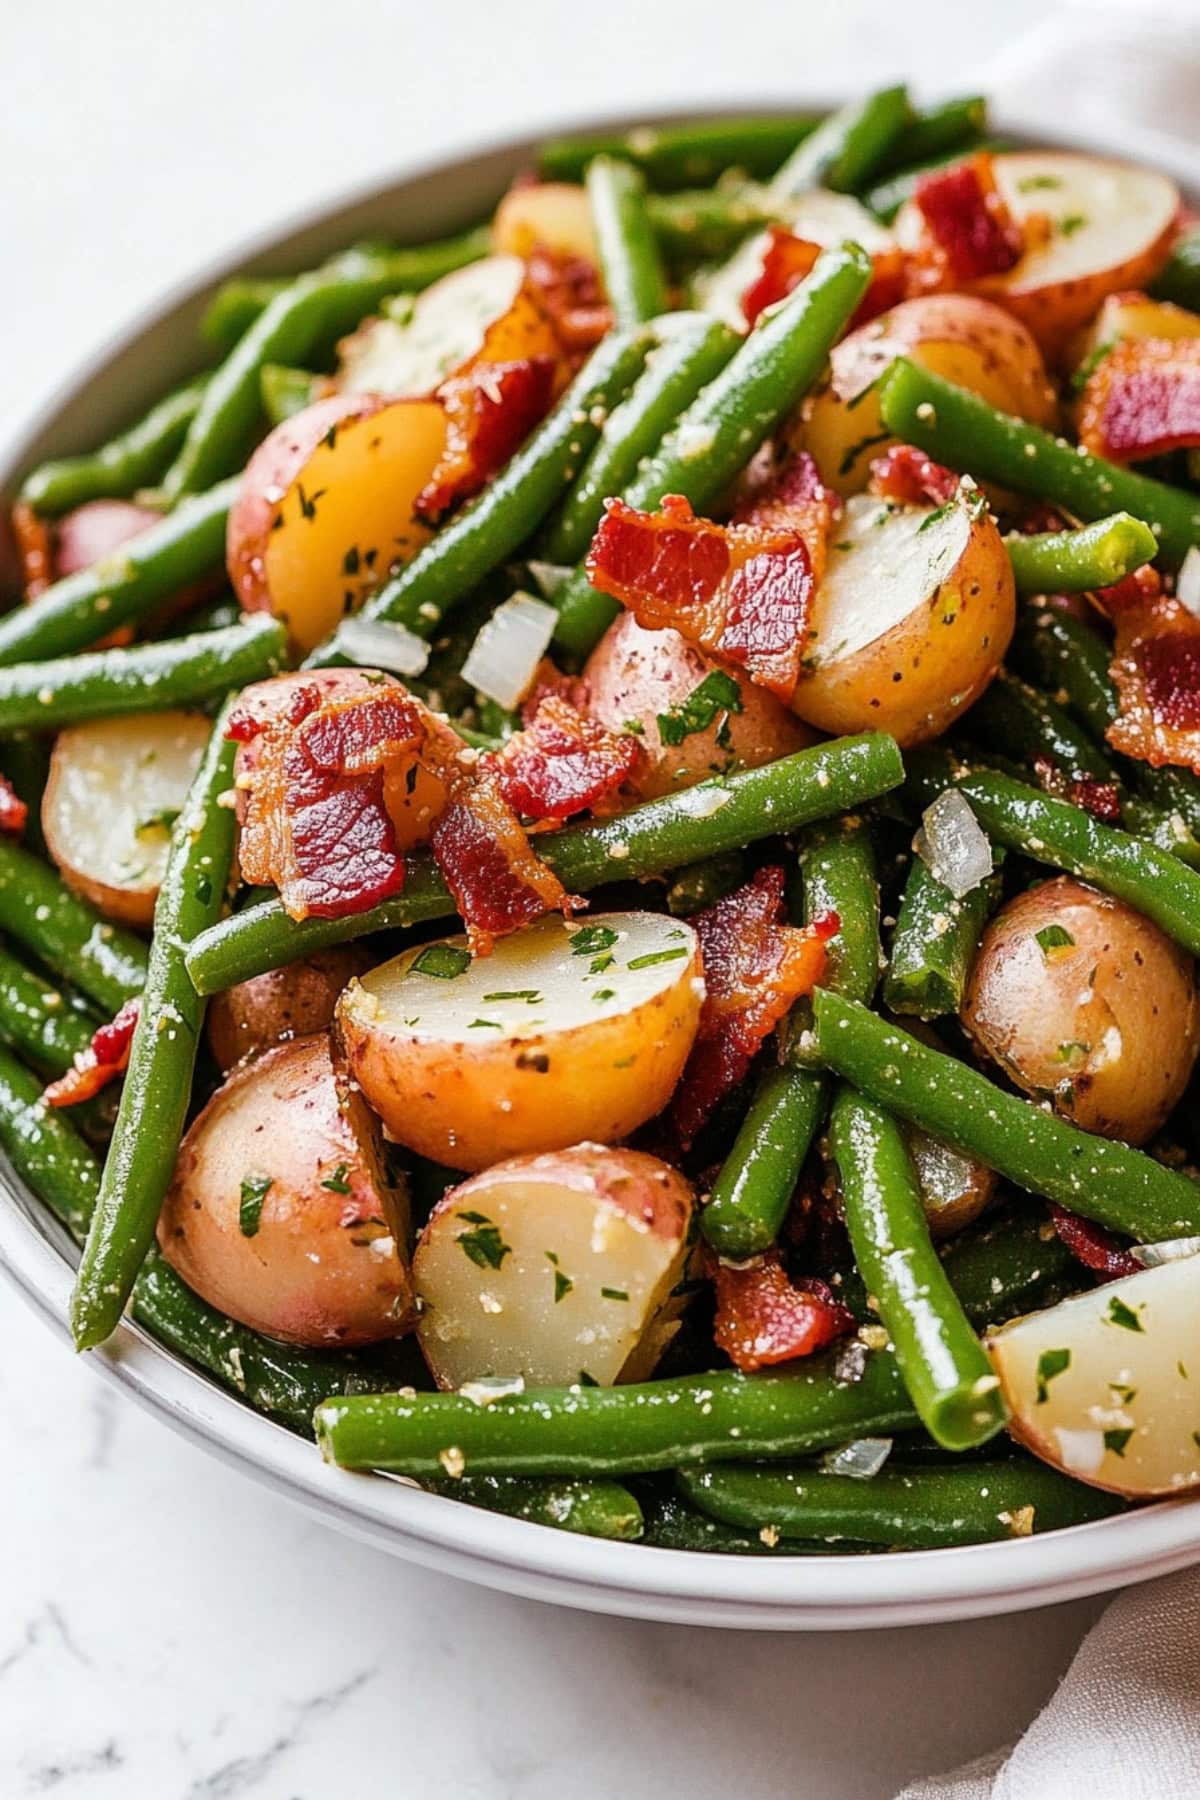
top-left (877, 359), bottom-right (1200, 566)
top-left (163, 231), bottom-right (491, 499)
top-left (539, 314), bottom-right (739, 566)
top-left (0, 733), bottom-right (50, 854)
top-left (427, 1474), bottom-right (644, 1540)
top-left (664, 850), bottom-right (746, 915)
top-left (677, 1458), bottom-right (1122, 1549)
top-left (552, 242), bottom-right (873, 656)
top-left (0, 479), bottom-right (236, 667)
top-left (966, 668), bottom-right (1117, 786)
top-left (703, 816), bottom-right (880, 1258)
top-left (586, 156), bottom-right (668, 326)
top-left (202, 277), bottom-right (287, 351)
top-left (316, 1344), bottom-right (918, 1477)
top-left (0, 1045), bottom-right (406, 1431)
top-left (0, 839), bottom-right (146, 1012)
top-left (260, 363), bottom-right (319, 427)
top-left (312, 326), bottom-right (653, 660)
top-left (810, 990), bottom-right (1200, 1241)
top-left (19, 381), bottom-right (209, 516)
top-left (767, 86), bottom-right (910, 198)
top-left (1009, 605), bottom-right (1200, 836)
top-left (829, 1086), bottom-right (1006, 1450)
top-left (0, 942), bottom-right (96, 1075)
top-left (871, 95), bottom-right (988, 177)
top-left (1150, 227), bottom-right (1200, 310)
top-left (186, 731), bottom-right (902, 992)
top-left (938, 1198), bottom-right (1078, 1328)
top-left (645, 188), bottom-right (774, 262)
top-left (882, 852), bottom-right (1000, 1019)
top-left (1004, 514), bottom-right (1158, 594)
top-left (538, 116), bottom-right (821, 189)
top-left (906, 748), bottom-right (1200, 958)
top-left (72, 706), bottom-right (239, 1349)
top-left (641, 1490), bottom-right (868, 1554)
top-left (0, 616), bottom-right (286, 735)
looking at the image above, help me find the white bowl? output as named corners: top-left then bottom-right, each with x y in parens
top-left (4, 103), bottom-right (1200, 1630)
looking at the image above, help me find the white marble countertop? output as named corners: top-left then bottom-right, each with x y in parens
top-left (0, 1), bottom-right (1141, 1793)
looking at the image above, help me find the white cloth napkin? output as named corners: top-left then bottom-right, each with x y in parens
top-left (896, 1568), bottom-right (1200, 1798)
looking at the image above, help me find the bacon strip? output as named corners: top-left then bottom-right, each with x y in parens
top-left (910, 153), bottom-right (1025, 286)
top-left (495, 694), bottom-right (640, 820)
top-left (1097, 569), bottom-right (1200, 773)
top-left (44, 997), bottom-right (140, 1108)
top-left (673, 868), bottom-right (835, 1144)
top-left (710, 1250), bottom-right (854, 1371)
top-left (868, 443), bottom-right (959, 507)
top-left (1079, 337), bottom-right (1200, 461)
top-left (586, 493), bottom-right (819, 703)
top-left (0, 775), bottom-right (27, 838)
top-left (741, 226), bottom-right (904, 330)
top-left (525, 245), bottom-right (612, 354)
top-left (1049, 1203), bottom-right (1140, 1282)
top-left (417, 356), bottom-right (557, 521)
top-left (10, 502), bottom-right (53, 599)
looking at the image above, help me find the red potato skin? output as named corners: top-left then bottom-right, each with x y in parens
top-left (157, 1033), bottom-right (412, 1347)
top-left (206, 947), bottom-right (371, 1073)
top-left (582, 612), bottom-right (814, 799)
top-left (432, 1143), bottom-right (695, 1246)
top-left (53, 499), bottom-right (162, 576)
top-left (225, 394), bottom-right (382, 617)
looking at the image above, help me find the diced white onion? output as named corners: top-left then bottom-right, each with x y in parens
top-left (461, 592), bottom-right (558, 710)
top-left (1177, 546), bottom-right (1200, 620)
top-left (914, 790), bottom-right (993, 898)
top-left (337, 617), bottom-right (431, 678)
top-left (1132, 1235), bottom-right (1200, 1267)
top-left (525, 560), bottom-right (574, 602)
top-left (821, 1436), bottom-right (893, 1480)
top-left (458, 1375), bottom-right (526, 1407)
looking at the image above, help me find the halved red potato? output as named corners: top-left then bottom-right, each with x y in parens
top-left (42, 711), bottom-right (211, 926)
top-left (413, 1144), bottom-right (695, 1388)
top-left (493, 182), bottom-right (598, 262)
top-left (907, 1129), bottom-right (997, 1239)
top-left (53, 499), bottom-right (161, 577)
top-left (791, 485), bottom-right (1014, 746)
top-left (336, 256), bottom-right (561, 399)
top-left (695, 190), bottom-right (897, 332)
top-left (896, 152), bottom-right (1180, 361)
top-left (207, 947), bottom-right (371, 1073)
top-left (1072, 290), bottom-right (1200, 372)
top-left (582, 612), bottom-right (814, 799)
top-left (798, 294), bottom-right (1057, 494)
top-left (988, 1259), bottom-right (1200, 1498)
top-left (226, 394), bottom-right (446, 654)
top-left (337, 911), bottom-right (703, 1170)
top-left (158, 1032), bottom-right (412, 1347)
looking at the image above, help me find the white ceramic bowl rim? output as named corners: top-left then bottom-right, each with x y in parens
top-left (4, 98), bottom-right (1200, 1630)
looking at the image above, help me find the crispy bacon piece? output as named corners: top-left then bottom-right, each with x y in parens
top-left (1029, 754), bottom-right (1123, 823)
top-left (426, 738), bottom-right (578, 952)
top-left (910, 153), bottom-right (1025, 287)
top-left (44, 997), bottom-right (140, 1109)
top-left (1049, 1203), bottom-right (1140, 1282)
top-left (518, 658), bottom-right (591, 725)
top-left (586, 493), bottom-right (818, 703)
top-left (495, 694), bottom-right (641, 820)
top-left (1098, 569), bottom-right (1200, 772)
top-left (239, 689), bottom-right (427, 919)
top-left (11, 502), bottom-right (53, 599)
top-left (417, 356), bottom-right (558, 521)
top-left (868, 443), bottom-right (960, 507)
top-left (673, 869), bottom-right (835, 1144)
top-left (0, 774), bottom-right (27, 837)
top-left (710, 1250), bottom-right (855, 1371)
top-left (740, 226), bottom-right (904, 330)
top-left (1078, 337), bottom-right (1200, 461)
top-left (525, 245), bottom-right (612, 354)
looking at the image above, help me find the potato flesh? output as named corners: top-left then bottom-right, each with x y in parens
top-left (337, 256), bottom-right (555, 398)
top-left (413, 1149), bottom-right (694, 1388)
top-left (42, 711), bottom-right (210, 926)
top-left (790, 488), bottom-right (1013, 747)
top-left (337, 911), bottom-right (703, 1169)
top-left (492, 182), bottom-right (598, 262)
top-left (259, 400), bottom-right (445, 652)
top-left (695, 191), bottom-right (894, 332)
top-left (989, 1259), bottom-right (1200, 1498)
top-left (992, 154), bottom-right (1178, 294)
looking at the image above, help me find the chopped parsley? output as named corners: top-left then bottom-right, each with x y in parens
top-left (546, 1253), bottom-right (573, 1303)
top-left (628, 947), bottom-right (688, 971)
top-left (600, 1287), bottom-right (629, 1301)
top-left (1055, 1041), bottom-right (1090, 1063)
top-left (238, 1173), bottom-right (273, 1237)
top-left (589, 952), bottom-right (615, 974)
top-left (591, 988), bottom-right (616, 1003)
top-left (570, 924), bottom-right (619, 957)
top-left (1017, 173), bottom-right (1062, 191)
top-left (918, 498), bottom-right (958, 533)
top-left (1070, 338), bottom-right (1115, 395)
top-left (1035, 1346), bottom-right (1071, 1403)
top-left (468, 1018), bottom-right (502, 1030)
top-left (413, 943), bottom-right (471, 979)
top-left (1103, 1427), bottom-right (1134, 1458)
top-left (321, 1164), bottom-right (352, 1194)
top-left (482, 990), bottom-right (542, 1003)
top-left (455, 1212), bottom-right (511, 1270)
top-left (656, 670), bottom-right (743, 747)
top-left (1035, 924), bottom-right (1075, 956)
top-left (136, 807), bottom-right (180, 838)
top-left (1106, 1295), bottom-right (1144, 1333)
top-left (1058, 212), bottom-right (1087, 237)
